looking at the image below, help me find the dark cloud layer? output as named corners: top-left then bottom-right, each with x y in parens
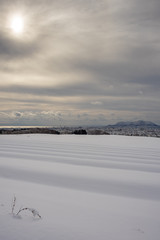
top-left (0, 0), bottom-right (160, 126)
top-left (0, 33), bottom-right (40, 58)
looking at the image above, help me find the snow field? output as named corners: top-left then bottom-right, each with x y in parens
top-left (0, 134), bottom-right (160, 240)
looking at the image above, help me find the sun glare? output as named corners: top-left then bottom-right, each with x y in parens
top-left (10, 15), bottom-right (24, 34)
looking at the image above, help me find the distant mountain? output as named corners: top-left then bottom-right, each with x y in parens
top-left (108, 120), bottom-right (159, 128)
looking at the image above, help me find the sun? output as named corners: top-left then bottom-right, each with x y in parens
top-left (10, 15), bottom-right (24, 34)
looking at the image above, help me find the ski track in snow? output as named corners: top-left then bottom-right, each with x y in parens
top-left (0, 134), bottom-right (160, 240)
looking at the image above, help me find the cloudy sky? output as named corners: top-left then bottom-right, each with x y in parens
top-left (0, 0), bottom-right (160, 126)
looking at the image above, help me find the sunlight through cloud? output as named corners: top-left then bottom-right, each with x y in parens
top-left (10, 15), bottom-right (24, 34)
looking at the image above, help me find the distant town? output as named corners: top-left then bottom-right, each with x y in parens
top-left (0, 120), bottom-right (160, 138)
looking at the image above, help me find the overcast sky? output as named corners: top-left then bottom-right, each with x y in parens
top-left (0, 0), bottom-right (160, 126)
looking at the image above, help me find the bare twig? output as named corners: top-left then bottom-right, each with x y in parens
top-left (11, 195), bottom-right (16, 214)
top-left (16, 207), bottom-right (41, 218)
top-left (11, 196), bottom-right (41, 219)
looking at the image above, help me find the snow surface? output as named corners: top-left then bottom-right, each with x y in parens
top-left (0, 134), bottom-right (160, 240)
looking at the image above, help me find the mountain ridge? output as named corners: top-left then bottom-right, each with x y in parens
top-left (107, 120), bottom-right (159, 128)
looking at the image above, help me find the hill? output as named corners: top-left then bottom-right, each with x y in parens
top-left (108, 120), bottom-right (159, 128)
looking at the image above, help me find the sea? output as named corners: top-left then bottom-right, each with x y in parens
top-left (0, 126), bottom-right (54, 129)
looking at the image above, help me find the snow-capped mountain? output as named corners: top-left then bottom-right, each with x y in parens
top-left (109, 120), bottom-right (159, 127)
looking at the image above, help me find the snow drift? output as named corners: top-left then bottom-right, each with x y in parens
top-left (0, 134), bottom-right (160, 240)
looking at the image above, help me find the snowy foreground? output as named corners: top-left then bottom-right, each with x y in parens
top-left (0, 135), bottom-right (160, 240)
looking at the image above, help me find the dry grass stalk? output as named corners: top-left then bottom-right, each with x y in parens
top-left (11, 196), bottom-right (41, 219)
top-left (16, 207), bottom-right (41, 218)
top-left (11, 195), bottom-right (16, 214)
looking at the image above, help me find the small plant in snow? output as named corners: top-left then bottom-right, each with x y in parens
top-left (11, 195), bottom-right (16, 214)
top-left (16, 207), bottom-right (41, 218)
top-left (11, 196), bottom-right (41, 219)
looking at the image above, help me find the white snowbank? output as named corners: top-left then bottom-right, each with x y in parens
top-left (0, 135), bottom-right (160, 240)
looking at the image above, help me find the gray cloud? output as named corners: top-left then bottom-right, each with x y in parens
top-left (1, 80), bottom-right (159, 98)
top-left (0, 33), bottom-right (40, 59)
top-left (0, 0), bottom-right (160, 125)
